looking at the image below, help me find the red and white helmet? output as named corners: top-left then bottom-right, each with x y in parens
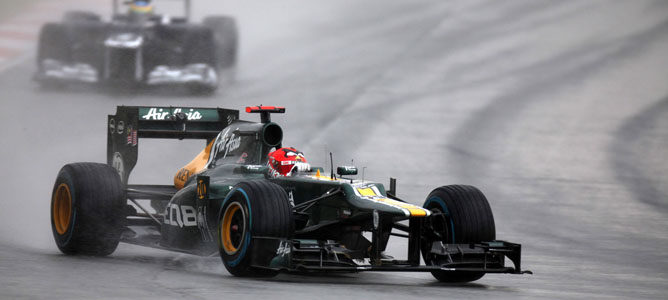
top-left (267, 147), bottom-right (310, 177)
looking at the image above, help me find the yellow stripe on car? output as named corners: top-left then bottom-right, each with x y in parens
top-left (357, 187), bottom-right (376, 197)
top-left (373, 197), bottom-right (430, 217)
top-left (353, 187), bottom-right (430, 217)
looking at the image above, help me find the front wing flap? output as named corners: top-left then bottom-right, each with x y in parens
top-left (250, 238), bottom-right (531, 274)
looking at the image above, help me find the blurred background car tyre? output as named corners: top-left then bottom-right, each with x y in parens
top-left (203, 15), bottom-right (238, 69)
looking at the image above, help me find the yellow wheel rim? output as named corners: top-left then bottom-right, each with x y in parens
top-left (221, 202), bottom-right (245, 255)
top-left (53, 183), bottom-right (72, 235)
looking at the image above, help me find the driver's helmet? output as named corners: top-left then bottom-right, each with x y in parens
top-left (267, 147), bottom-right (310, 177)
top-left (128, 0), bottom-right (154, 14)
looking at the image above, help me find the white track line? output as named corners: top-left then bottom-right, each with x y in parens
top-left (0, 51), bottom-right (32, 74)
top-left (0, 38), bottom-right (33, 49)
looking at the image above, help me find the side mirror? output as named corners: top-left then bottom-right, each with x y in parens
top-left (337, 166), bottom-right (358, 176)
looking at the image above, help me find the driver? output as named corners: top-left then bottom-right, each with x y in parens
top-left (267, 147), bottom-right (310, 177)
top-left (128, 0), bottom-right (154, 15)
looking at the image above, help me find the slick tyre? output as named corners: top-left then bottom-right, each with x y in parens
top-left (183, 27), bottom-right (218, 95)
top-left (36, 23), bottom-right (70, 89)
top-left (37, 23), bottom-right (70, 67)
top-left (51, 163), bottom-right (125, 256)
top-left (184, 27), bottom-right (216, 66)
top-left (203, 16), bottom-right (238, 69)
top-left (421, 185), bottom-right (496, 283)
top-left (218, 180), bottom-right (293, 277)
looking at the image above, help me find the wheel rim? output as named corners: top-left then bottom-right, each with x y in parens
top-left (427, 206), bottom-right (455, 243)
top-left (53, 183), bottom-right (72, 235)
top-left (422, 205), bottom-right (454, 265)
top-left (221, 202), bottom-right (246, 255)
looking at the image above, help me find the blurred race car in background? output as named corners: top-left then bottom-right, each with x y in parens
top-left (35, 0), bottom-right (237, 94)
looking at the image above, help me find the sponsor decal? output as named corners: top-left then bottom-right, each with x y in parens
top-left (236, 152), bottom-right (248, 164)
top-left (197, 178), bottom-right (207, 200)
top-left (197, 206), bottom-right (213, 242)
top-left (117, 121), bottom-right (125, 134)
top-left (164, 204), bottom-right (197, 227)
top-left (268, 167), bottom-right (282, 178)
top-left (225, 135), bottom-right (241, 154)
top-left (276, 240), bottom-right (291, 257)
top-left (339, 208), bottom-right (352, 218)
top-left (175, 168), bottom-right (192, 185)
top-left (112, 152), bottom-right (124, 180)
top-left (340, 166), bottom-right (356, 172)
top-left (141, 108), bottom-right (203, 120)
top-left (126, 126), bottom-right (137, 146)
top-left (109, 118), bottom-right (116, 134)
top-left (226, 114), bottom-right (236, 125)
top-left (211, 128), bottom-right (241, 160)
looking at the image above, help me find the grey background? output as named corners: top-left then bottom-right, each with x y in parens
top-left (1, 0), bottom-right (667, 299)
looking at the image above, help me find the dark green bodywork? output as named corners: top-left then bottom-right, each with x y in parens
top-left (112, 105), bottom-right (424, 255)
top-left (162, 159), bottom-right (418, 255)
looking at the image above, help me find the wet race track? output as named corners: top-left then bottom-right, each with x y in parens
top-left (1, 0), bottom-right (668, 299)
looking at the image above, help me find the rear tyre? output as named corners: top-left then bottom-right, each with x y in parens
top-left (51, 163), bottom-right (126, 256)
top-left (184, 27), bottom-right (216, 65)
top-left (203, 16), bottom-right (238, 69)
top-left (218, 180), bottom-right (293, 277)
top-left (421, 185), bottom-right (495, 283)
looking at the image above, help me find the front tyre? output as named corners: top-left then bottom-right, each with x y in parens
top-left (218, 180), bottom-right (293, 277)
top-left (37, 23), bottom-right (69, 65)
top-left (421, 185), bottom-right (496, 283)
top-left (51, 163), bottom-right (125, 256)
top-left (35, 23), bottom-right (70, 89)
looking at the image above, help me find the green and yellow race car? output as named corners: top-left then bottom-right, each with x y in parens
top-left (50, 105), bottom-right (530, 282)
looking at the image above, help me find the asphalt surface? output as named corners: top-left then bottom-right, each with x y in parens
top-left (1, 0), bottom-right (668, 299)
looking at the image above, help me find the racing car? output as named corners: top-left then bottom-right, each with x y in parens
top-left (35, 0), bottom-right (237, 94)
top-left (50, 105), bottom-right (530, 282)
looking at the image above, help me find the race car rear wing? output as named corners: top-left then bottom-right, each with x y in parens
top-left (107, 106), bottom-right (238, 184)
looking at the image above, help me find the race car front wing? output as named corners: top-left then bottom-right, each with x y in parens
top-left (36, 59), bottom-right (218, 88)
top-left (249, 229), bottom-right (531, 275)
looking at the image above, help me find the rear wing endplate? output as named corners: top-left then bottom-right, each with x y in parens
top-left (107, 106), bottom-right (239, 184)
